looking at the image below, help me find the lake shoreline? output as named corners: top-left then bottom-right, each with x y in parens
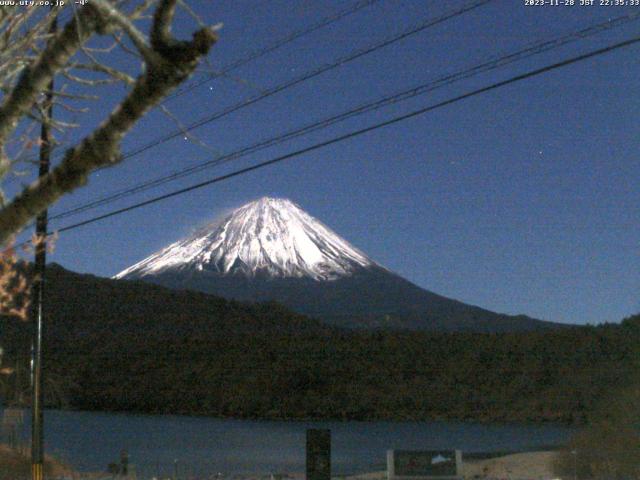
top-left (0, 408), bottom-right (574, 477)
top-left (0, 447), bottom-right (562, 480)
top-left (35, 404), bottom-right (581, 427)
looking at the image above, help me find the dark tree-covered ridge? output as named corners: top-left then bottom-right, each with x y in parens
top-left (1, 264), bottom-right (637, 424)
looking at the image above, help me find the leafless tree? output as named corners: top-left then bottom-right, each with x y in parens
top-left (0, 0), bottom-right (218, 247)
top-left (0, 0), bottom-right (217, 322)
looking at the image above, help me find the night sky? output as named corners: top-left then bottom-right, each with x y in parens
top-left (11, 0), bottom-right (640, 325)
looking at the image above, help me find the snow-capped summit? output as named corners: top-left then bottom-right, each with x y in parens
top-left (115, 197), bottom-right (374, 281)
top-left (114, 197), bottom-right (557, 333)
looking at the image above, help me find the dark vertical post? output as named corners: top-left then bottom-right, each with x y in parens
top-left (31, 9), bottom-right (57, 480)
top-left (120, 449), bottom-right (129, 476)
top-left (306, 429), bottom-right (330, 480)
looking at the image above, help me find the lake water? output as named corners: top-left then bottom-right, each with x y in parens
top-left (3, 409), bottom-right (574, 477)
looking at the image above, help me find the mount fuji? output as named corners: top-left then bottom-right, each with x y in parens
top-left (116, 197), bottom-right (374, 282)
top-left (115, 197), bottom-right (558, 332)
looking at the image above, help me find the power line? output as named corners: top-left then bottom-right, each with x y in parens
top-left (164, 0), bottom-right (383, 102)
top-left (48, 33), bottom-right (640, 237)
top-left (49, 11), bottom-right (640, 222)
top-left (109, 0), bottom-right (493, 162)
top-left (14, 0), bottom-right (381, 168)
top-left (26, 0), bottom-right (490, 221)
top-left (4, 0), bottom-right (492, 241)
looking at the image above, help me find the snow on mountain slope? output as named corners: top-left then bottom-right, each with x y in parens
top-left (115, 197), bottom-right (375, 281)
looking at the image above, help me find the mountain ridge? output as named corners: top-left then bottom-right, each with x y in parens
top-left (116, 197), bottom-right (562, 332)
top-left (3, 262), bottom-right (623, 424)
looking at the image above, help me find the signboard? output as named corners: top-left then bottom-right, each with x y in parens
top-left (306, 429), bottom-right (331, 480)
top-left (1, 408), bottom-right (24, 428)
top-left (2, 408), bottom-right (25, 449)
top-left (387, 450), bottom-right (462, 480)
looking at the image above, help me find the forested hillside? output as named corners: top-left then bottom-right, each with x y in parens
top-left (1, 264), bottom-right (637, 424)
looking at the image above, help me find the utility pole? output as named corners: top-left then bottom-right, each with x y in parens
top-left (31, 8), bottom-right (57, 480)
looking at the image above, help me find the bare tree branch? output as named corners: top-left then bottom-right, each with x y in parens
top-left (70, 61), bottom-right (136, 85)
top-left (61, 70), bottom-right (123, 86)
top-left (0, 5), bottom-right (105, 164)
top-left (129, 0), bottom-right (158, 20)
top-left (151, 0), bottom-right (177, 49)
top-left (91, 0), bottom-right (159, 64)
top-left (0, 2), bottom-right (218, 245)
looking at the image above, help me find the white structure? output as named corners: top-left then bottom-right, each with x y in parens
top-left (387, 450), bottom-right (463, 480)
